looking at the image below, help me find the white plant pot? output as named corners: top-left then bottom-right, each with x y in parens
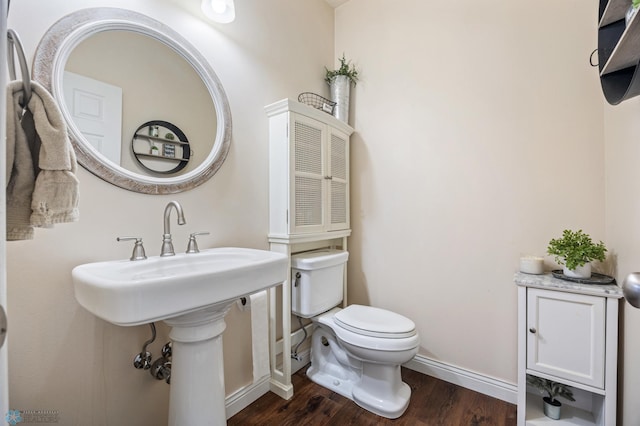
top-left (563, 263), bottom-right (592, 279)
top-left (330, 75), bottom-right (351, 123)
top-left (543, 397), bottom-right (562, 420)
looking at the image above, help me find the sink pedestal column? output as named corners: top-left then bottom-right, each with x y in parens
top-left (164, 304), bottom-right (233, 426)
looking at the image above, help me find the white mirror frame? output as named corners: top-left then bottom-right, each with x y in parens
top-left (33, 7), bottom-right (232, 194)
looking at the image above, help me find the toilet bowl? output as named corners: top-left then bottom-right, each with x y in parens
top-left (291, 249), bottom-right (420, 419)
top-left (307, 305), bottom-right (419, 419)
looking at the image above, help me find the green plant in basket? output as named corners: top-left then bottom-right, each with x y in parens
top-left (547, 229), bottom-right (607, 271)
top-left (634, 0), bottom-right (640, 8)
top-left (325, 54), bottom-right (359, 85)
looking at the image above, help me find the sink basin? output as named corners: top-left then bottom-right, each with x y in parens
top-left (72, 247), bottom-right (288, 326)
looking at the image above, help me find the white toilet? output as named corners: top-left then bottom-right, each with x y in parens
top-left (291, 249), bottom-right (420, 419)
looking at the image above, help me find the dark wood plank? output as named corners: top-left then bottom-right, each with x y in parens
top-left (228, 366), bottom-right (516, 426)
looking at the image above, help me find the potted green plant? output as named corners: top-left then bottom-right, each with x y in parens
top-left (325, 54), bottom-right (359, 123)
top-left (547, 229), bottom-right (607, 278)
top-left (324, 54), bottom-right (359, 85)
top-left (526, 376), bottom-right (575, 420)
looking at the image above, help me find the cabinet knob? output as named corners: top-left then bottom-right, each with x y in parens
top-left (529, 327), bottom-right (537, 334)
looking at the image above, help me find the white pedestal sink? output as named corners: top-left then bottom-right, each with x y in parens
top-left (72, 247), bottom-right (288, 425)
top-left (165, 305), bottom-right (231, 426)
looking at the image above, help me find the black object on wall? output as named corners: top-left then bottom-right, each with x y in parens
top-left (597, 0), bottom-right (640, 105)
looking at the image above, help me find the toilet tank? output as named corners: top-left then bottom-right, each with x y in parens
top-left (291, 249), bottom-right (349, 318)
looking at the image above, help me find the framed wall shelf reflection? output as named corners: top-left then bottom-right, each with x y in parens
top-left (597, 0), bottom-right (640, 104)
top-left (131, 120), bottom-right (191, 174)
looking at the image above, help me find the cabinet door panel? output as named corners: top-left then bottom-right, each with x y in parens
top-left (294, 120), bottom-right (323, 175)
top-left (291, 114), bottom-right (326, 233)
top-left (294, 176), bottom-right (323, 227)
top-left (328, 128), bottom-right (349, 230)
top-left (527, 289), bottom-right (605, 388)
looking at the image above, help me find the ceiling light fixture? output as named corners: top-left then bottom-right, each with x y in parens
top-left (201, 0), bottom-right (236, 23)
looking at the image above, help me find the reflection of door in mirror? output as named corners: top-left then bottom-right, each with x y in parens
top-left (63, 71), bottom-right (123, 165)
top-left (63, 30), bottom-right (217, 177)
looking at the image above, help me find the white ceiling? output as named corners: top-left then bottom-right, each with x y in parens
top-left (324, 0), bottom-right (350, 8)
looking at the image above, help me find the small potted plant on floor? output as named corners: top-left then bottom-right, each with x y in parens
top-left (547, 229), bottom-right (607, 278)
top-left (526, 376), bottom-right (575, 420)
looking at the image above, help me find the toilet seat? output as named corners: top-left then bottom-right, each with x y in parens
top-left (319, 305), bottom-right (419, 352)
top-left (334, 305), bottom-right (416, 338)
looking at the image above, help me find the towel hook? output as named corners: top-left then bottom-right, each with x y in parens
top-left (7, 29), bottom-right (32, 106)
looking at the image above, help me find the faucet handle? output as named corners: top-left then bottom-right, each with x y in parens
top-left (186, 232), bottom-right (210, 254)
top-left (117, 237), bottom-right (147, 261)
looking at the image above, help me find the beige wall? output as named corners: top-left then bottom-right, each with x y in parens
top-left (7, 0), bottom-right (334, 423)
top-left (336, 0), bottom-right (604, 384)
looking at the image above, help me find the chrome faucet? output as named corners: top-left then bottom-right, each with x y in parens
top-left (160, 201), bottom-right (186, 256)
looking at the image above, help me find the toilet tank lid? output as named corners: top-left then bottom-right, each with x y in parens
top-left (334, 305), bottom-right (416, 338)
top-left (291, 249), bottom-right (349, 270)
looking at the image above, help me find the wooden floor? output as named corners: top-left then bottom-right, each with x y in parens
top-left (229, 366), bottom-right (517, 426)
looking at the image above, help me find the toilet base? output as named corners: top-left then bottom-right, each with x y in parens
top-left (306, 364), bottom-right (356, 400)
top-left (306, 326), bottom-right (361, 400)
top-left (353, 381), bottom-right (411, 419)
top-left (352, 363), bottom-right (411, 419)
top-left (306, 325), bottom-right (412, 419)
top-left (307, 361), bottom-right (412, 419)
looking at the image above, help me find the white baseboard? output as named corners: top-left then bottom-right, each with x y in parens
top-left (404, 354), bottom-right (518, 404)
top-left (226, 338), bottom-right (517, 419)
top-left (290, 348), bottom-right (311, 374)
top-left (225, 348), bottom-right (311, 419)
top-left (225, 375), bottom-right (271, 419)
top-left (276, 323), bottom-right (315, 354)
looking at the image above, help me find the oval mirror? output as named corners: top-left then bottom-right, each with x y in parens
top-left (33, 8), bottom-right (232, 194)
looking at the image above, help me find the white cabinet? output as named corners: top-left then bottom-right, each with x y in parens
top-left (267, 99), bottom-right (353, 237)
top-left (515, 273), bottom-right (623, 426)
top-left (265, 99), bottom-right (353, 400)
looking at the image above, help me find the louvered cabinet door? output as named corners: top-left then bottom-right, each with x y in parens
top-left (291, 114), bottom-right (326, 234)
top-left (328, 127), bottom-right (349, 231)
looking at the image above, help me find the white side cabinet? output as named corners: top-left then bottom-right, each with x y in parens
top-left (265, 99), bottom-right (354, 400)
top-left (515, 273), bottom-right (623, 426)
